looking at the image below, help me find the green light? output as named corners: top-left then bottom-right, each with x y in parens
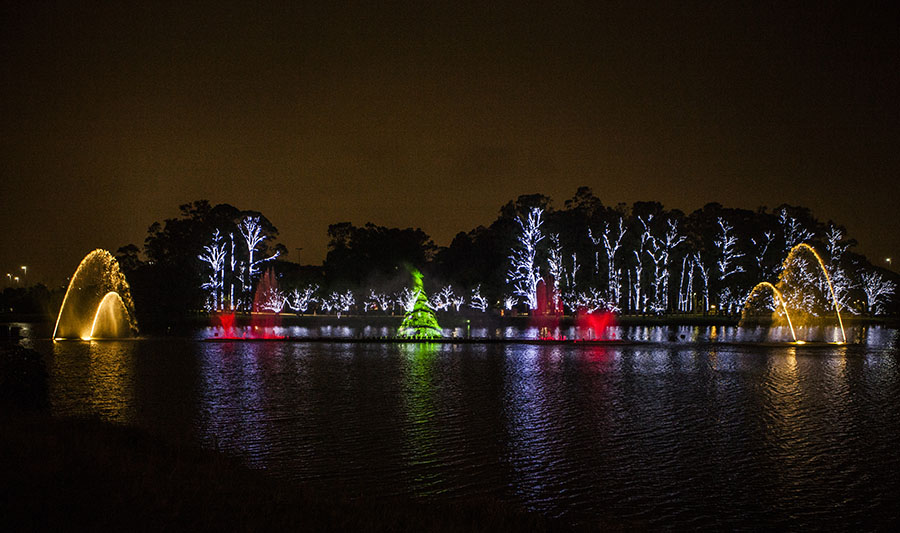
top-left (398, 268), bottom-right (442, 339)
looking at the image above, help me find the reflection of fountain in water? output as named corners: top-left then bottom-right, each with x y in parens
top-left (49, 341), bottom-right (135, 423)
top-left (53, 249), bottom-right (137, 340)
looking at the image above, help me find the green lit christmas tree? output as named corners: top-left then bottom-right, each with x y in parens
top-left (398, 268), bottom-right (442, 339)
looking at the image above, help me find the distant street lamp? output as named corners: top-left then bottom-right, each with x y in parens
top-left (14, 276), bottom-right (20, 284)
top-left (887, 257), bottom-right (892, 267)
top-left (21, 265), bottom-right (27, 283)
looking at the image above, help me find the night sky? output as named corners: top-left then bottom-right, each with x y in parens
top-left (2, 2), bottom-right (898, 286)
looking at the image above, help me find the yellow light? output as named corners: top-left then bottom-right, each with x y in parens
top-left (80, 335), bottom-right (92, 341)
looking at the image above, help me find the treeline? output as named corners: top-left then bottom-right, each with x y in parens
top-left (111, 189), bottom-right (896, 325)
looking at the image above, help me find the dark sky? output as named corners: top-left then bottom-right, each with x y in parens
top-left (2, 2), bottom-right (898, 286)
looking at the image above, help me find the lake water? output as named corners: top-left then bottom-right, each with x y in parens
top-left (20, 324), bottom-right (900, 529)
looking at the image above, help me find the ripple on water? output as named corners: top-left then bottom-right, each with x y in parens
top-left (32, 327), bottom-right (900, 529)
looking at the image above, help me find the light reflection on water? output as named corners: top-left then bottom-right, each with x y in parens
top-left (33, 325), bottom-right (900, 529)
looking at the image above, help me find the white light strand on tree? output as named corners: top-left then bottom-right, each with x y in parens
top-left (198, 229), bottom-right (227, 311)
top-left (430, 285), bottom-right (455, 311)
top-left (632, 215), bottom-right (655, 312)
top-left (469, 284), bottom-right (488, 312)
top-left (859, 270), bottom-right (895, 315)
top-left (339, 290), bottom-right (355, 317)
top-left (259, 286), bottom-right (287, 313)
top-left (751, 230), bottom-right (775, 280)
top-left (365, 290), bottom-right (392, 313)
top-left (824, 225), bottom-right (856, 313)
top-left (395, 287), bottom-right (418, 313)
top-left (547, 233), bottom-right (564, 311)
top-left (288, 284), bottom-right (318, 313)
top-left (715, 217), bottom-right (745, 312)
top-left (507, 207), bottom-right (544, 310)
top-left (238, 215), bottom-right (282, 300)
top-left (779, 209), bottom-right (815, 257)
top-left (656, 219), bottom-right (686, 312)
top-left (694, 252), bottom-right (711, 312)
top-left (601, 217), bottom-right (626, 309)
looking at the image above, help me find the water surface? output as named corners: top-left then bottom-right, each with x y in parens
top-left (26, 326), bottom-right (900, 529)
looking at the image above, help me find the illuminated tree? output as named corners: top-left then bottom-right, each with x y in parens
top-left (198, 229), bottom-right (227, 311)
top-left (338, 290), bottom-right (355, 317)
top-left (655, 219), bottom-right (685, 312)
top-left (449, 292), bottom-right (466, 312)
top-left (395, 287), bottom-right (418, 313)
top-left (547, 233), bottom-right (564, 310)
top-left (238, 215), bottom-right (282, 299)
top-left (677, 254), bottom-right (694, 311)
top-left (288, 284), bottom-right (318, 313)
top-left (779, 208), bottom-right (815, 257)
top-left (859, 270), bottom-right (895, 314)
top-left (430, 285), bottom-right (456, 311)
top-left (694, 252), bottom-right (711, 312)
top-left (600, 217), bottom-right (626, 308)
top-left (824, 225), bottom-right (857, 313)
top-left (631, 215), bottom-right (654, 312)
top-left (320, 292), bottom-right (339, 314)
top-left (715, 217), bottom-right (744, 312)
top-left (778, 254), bottom-right (829, 316)
top-left (507, 207), bottom-right (544, 309)
top-left (398, 269), bottom-right (442, 338)
top-left (570, 287), bottom-right (610, 313)
top-left (365, 290), bottom-right (392, 313)
top-left (587, 227), bottom-right (603, 275)
top-left (258, 287), bottom-right (287, 313)
top-left (469, 284), bottom-right (488, 312)
top-left (751, 230), bottom-right (775, 279)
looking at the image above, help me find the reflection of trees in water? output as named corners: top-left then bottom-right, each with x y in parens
top-left (197, 342), bottom-right (271, 469)
top-left (502, 345), bottom-right (570, 506)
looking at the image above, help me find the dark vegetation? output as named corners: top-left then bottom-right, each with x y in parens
top-left (3, 189), bottom-right (897, 327)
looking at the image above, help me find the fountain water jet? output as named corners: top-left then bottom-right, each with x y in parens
top-left (742, 282), bottom-right (797, 342)
top-left (89, 292), bottom-right (131, 338)
top-left (779, 243), bottom-right (846, 343)
top-left (53, 249), bottom-right (138, 339)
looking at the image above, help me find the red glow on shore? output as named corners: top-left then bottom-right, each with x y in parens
top-left (218, 312), bottom-right (236, 338)
top-left (212, 312), bottom-right (285, 340)
top-left (575, 310), bottom-right (616, 341)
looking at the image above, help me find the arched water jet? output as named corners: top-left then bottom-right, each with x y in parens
top-left (54, 249), bottom-right (138, 339)
top-left (780, 243), bottom-right (846, 343)
top-left (743, 282), bottom-right (797, 342)
top-left (89, 292), bottom-right (131, 338)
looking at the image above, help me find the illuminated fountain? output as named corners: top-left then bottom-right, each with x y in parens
top-left (742, 282), bottom-right (797, 342)
top-left (54, 249), bottom-right (138, 340)
top-left (248, 269), bottom-right (284, 339)
top-left (742, 243), bottom-right (845, 343)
